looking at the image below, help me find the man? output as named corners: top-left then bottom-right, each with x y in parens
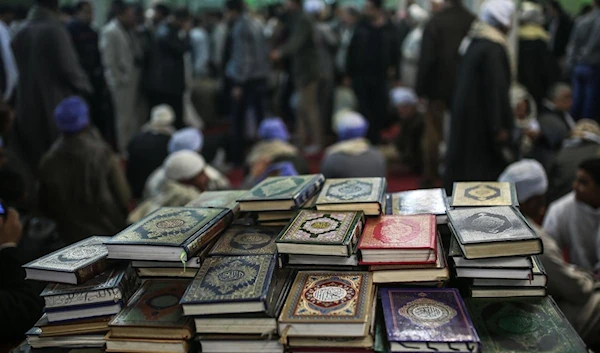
top-left (499, 160), bottom-right (600, 348)
top-left (224, 0), bottom-right (269, 165)
top-left (11, 0), bottom-right (92, 175)
top-left (416, 0), bottom-right (475, 187)
top-left (566, 0), bottom-right (600, 121)
top-left (346, 0), bottom-right (399, 145)
top-left (0, 5), bottom-right (17, 103)
top-left (548, 120), bottom-right (600, 203)
top-left (390, 87), bottom-right (424, 174)
top-left (190, 16), bottom-right (210, 79)
top-left (100, 1), bottom-right (142, 154)
top-left (335, 6), bottom-right (359, 77)
top-left (152, 3), bottom-right (170, 28)
top-left (146, 7), bottom-right (192, 129)
top-left (543, 158), bottom-right (600, 271)
top-left (547, 1), bottom-right (573, 67)
top-left (444, 0), bottom-right (515, 192)
top-left (271, 0), bottom-right (321, 154)
top-left (38, 97), bottom-right (131, 245)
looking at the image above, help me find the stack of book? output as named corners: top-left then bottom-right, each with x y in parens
top-left (358, 215), bottom-right (449, 286)
top-left (105, 279), bottom-right (194, 353)
top-left (186, 190), bottom-right (247, 217)
top-left (276, 210), bottom-right (365, 269)
top-left (389, 188), bottom-right (449, 224)
top-left (237, 174), bottom-right (325, 226)
top-left (315, 178), bottom-right (387, 216)
top-left (23, 237), bottom-right (139, 349)
top-left (105, 207), bottom-right (233, 279)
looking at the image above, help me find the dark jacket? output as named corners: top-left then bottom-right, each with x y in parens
top-left (126, 131), bottom-right (171, 199)
top-left (518, 26), bottom-right (559, 105)
top-left (416, 4), bottom-right (475, 104)
top-left (67, 19), bottom-right (102, 85)
top-left (548, 12), bottom-right (573, 59)
top-left (530, 103), bottom-right (575, 169)
top-left (146, 23), bottom-right (191, 96)
top-left (279, 11), bottom-right (320, 87)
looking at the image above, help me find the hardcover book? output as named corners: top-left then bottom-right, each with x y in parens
top-left (105, 207), bottom-right (232, 261)
top-left (29, 314), bottom-right (112, 337)
top-left (209, 225), bottom-right (280, 256)
top-left (186, 190), bottom-right (246, 214)
top-left (449, 237), bottom-right (533, 269)
top-left (391, 188), bottom-right (449, 224)
top-left (448, 207), bottom-right (542, 259)
top-left (466, 297), bottom-right (587, 352)
top-left (180, 254), bottom-right (278, 316)
top-left (41, 265), bottom-right (140, 309)
top-left (276, 210), bottom-right (365, 257)
top-left (23, 236), bottom-right (111, 284)
top-left (109, 279), bottom-right (193, 340)
top-left (358, 215), bottom-right (437, 264)
top-left (238, 175), bottom-right (325, 211)
top-left (381, 288), bottom-right (480, 353)
top-left (451, 182), bottom-right (518, 207)
top-left (316, 178), bottom-right (386, 216)
top-left (278, 271), bottom-right (374, 337)
top-left (473, 256), bottom-right (548, 288)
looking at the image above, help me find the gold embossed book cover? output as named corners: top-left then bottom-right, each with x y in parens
top-left (451, 182), bottom-right (517, 207)
top-left (209, 225), bottom-right (280, 256)
top-left (238, 175), bottom-right (325, 211)
top-left (316, 178), bottom-right (386, 216)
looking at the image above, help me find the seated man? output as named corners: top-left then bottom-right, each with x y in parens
top-left (499, 159), bottom-right (600, 349)
top-left (543, 158), bottom-right (600, 271)
top-left (510, 84), bottom-right (540, 158)
top-left (321, 110), bottom-right (386, 178)
top-left (390, 87), bottom-right (424, 174)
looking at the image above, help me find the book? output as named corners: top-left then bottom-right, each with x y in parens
top-left (109, 279), bottom-right (193, 340)
top-left (466, 297), bottom-right (587, 352)
top-left (287, 253), bottom-right (359, 267)
top-left (132, 257), bottom-right (202, 269)
top-left (41, 265), bottom-right (139, 310)
top-left (449, 237), bottom-right (533, 269)
top-left (455, 267), bottom-right (533, 279)
top-left (448, 207), bottom-right (543, 259)
top-left (105, 207), bottom-right (232, 261)
top-left (136, 268), bottom-right (198, 278)
top-left (198, 335), bottom-right (284, 353)
top-left (180, 255), bottom-right (278, 316)
top-left (45, 301), bottom-right (124, 323)
top-left (381, 288), bottom-right (480, 353)
top-left (288, 335), bottom-right (374, 349)
top-left (473, 256), bottom-right (548, 288)
top-left (316, 178), bottom-right (386, 216)
top-left (26, 334), bottom-right (106, 349)
top-left (256, 210), bottom-right (299, 222)
top-left (470, 287), bottom-right (547, 298)
top-left (391, 188), bottom-right (449, 224)
top-left (23, 236), bottom-right (111, 285)
top-left (278, 271), bottom-right (375, 337)
top-left (28, 314), bottom-right (112, 337)
top-left (209, 225), bottom-right (280, 257)
top-left (105, 333), bottom-right (190, 353)
top-left (451, 182), bottom-right (518, 207)
top-left (358, 215), bottom-right (437, 264)
top-left (276, 210), bottom-right (365, 256)
top-left (186, 190), bottom-right (246, 215)
top-left (238, 175), bottom-right (325, 212)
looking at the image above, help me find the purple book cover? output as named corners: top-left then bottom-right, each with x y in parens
top-left (381, 288), bottom-right (480, 348)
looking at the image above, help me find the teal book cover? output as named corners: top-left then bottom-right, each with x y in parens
top-left (209, 226), bottom-right (280, 256)
top-left (238, 175), bottom-right (325, 202)
top-left (316, 178), bottom-right (386, 205)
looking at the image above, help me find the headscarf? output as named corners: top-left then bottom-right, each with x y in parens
top-left (54, 96), bottom-right (90, 133)
top-left (168, 128), bottom-right (204, 154)
top-left (164, 150), bottom-right (206, 181)
top-left (498, 159), bottom-right (548, 203)
top-left (390, 87), bottom-right (418, 107)
top-left (142, 104), bottom-right (175, 135)
top-left (333, 110), bottom-right (369, 141)
top-left (479, 0), bottom-right (516, 28)
top-left (258, 118), bottom-right (290, 141)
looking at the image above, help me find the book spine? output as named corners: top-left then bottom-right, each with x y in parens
top-left (349, 212), bottom-right (366, 256)
top-left (293, 175), bottom-right (325, 208)
top-left (184, 211), bottom-right (233, 258)
top-left (74, 259), bottom-right (109, 284)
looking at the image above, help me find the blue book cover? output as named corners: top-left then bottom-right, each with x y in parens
top-left (381, 288), bottom-right (480, 352)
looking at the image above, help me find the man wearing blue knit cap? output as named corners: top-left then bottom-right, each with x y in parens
top-left (38, 96), bottom-right (131, 245)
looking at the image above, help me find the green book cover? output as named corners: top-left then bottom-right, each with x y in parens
top-left (466, 297), bottom-right (587, 353)
top-left (238, 175), bottom-right (324, 202)
top-left (276, 210), bottom-right (364, 246)
top-left (316, 178), bottom-right (386, 205)
top-left (209, 225), bottom-right (280, 256)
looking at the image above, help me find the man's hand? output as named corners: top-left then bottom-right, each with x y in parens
top-left (232, 86), bottom-right (243, 102)
top-left (0, 209), bottom-right (22, 247)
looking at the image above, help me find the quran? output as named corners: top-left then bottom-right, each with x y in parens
top-left (450, 236), bottom-right (533, 269)
top-left (391, 188), bottom-right (449, 224)
top-left (466, 297), bottom-right (587, 353)
top-left (471, 256), bottom-right (548, 298)
top-left (105, 207), bottom-right (232, 261)
top-left (276, 210), bottom-right (365, 256)
top-left (451, 182), bottom-right (518, 207)
top-left (180, 255), bottom-right (278, 316)
top-left (23, 236), bottom-right (111, 285)
top-left (28, 314), bottom-right (112, 337)
top-left (316, 178), bottom-right (386, 216)
top-left (198, 335), bottom-right (284, 353)
top-left (186, 190), bottom-right (246, 215)
top-left (208, 225), bottom-right (280, 256)
top-left (278, 271), bottom-right (375, 337)
top-left (381, 288), bottom-right (480, 353)
top-left (448, 207), bottom-right (542, 259)
top-left (358, 215), bottom-right (437, 264)
top-left (237, 175), bottom-right (325, 212)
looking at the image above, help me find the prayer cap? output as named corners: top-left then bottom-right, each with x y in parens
top-left (168, 128), bottom-right (204, 154)
top-left (150, 105), bottom-right (175, 127)
top-left (480, 0), bottom-right (516, 27)
top-left (258, 117), bottom-right (290, 141)
top-left (333, 110), bottom-right (369, 141)
top-left (571, 119), bottom-right (600, 141)
top-left (498, 159), bottom-right (548, 203)
top-left (304, 0), bottom-right (324, 14)
top-left (54, 96), bottom-right (90, 133)
top-left (164, 150), bottom-right (206, 181)
top-left (390, 87), bottom-right (418, 106)
top-left (520, 1), bottom-right (544, 24)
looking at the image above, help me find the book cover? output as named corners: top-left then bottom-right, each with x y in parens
top-left (448, 207), bottom-right (538, 245)
top-left (186, 190), bottom-right (246, 210)
top-left (391, 188), bottom-right (448, 216)
top-left (358, 215), bottom-right (436, 251)
top-left (380, 288), bottom-right (480, 349)
top-left (451, 182), bottom-right (517, 207)
top-left (466, 297), bottom-right (587, 353)
top-left (209, 225), bottom-right (280, 256)
top-left (316, 178), bottom-right (386, 205)
top-left (276, 211), bottom-right (364, 247)
top-left (180, 255), bottom-right (277, 305)
top-left (279, 271), bottom-right (374, 324)
top-left (238, 174), bottom-right (325, 203)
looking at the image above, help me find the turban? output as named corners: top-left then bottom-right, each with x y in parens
top-left (168, 128), bottom-right (204, 154)
top-left (480, 0), bottom-right (516, 28)
top-left (498, 159), bottom-right (548, 203)
top-left (408, 4), bottom-right (429, 25)
top-left (54, 96), bottom-right (90, 133)
top-left (390, 87), bottom-right (418, 107)
top-left (333, 110), bottom-right (369, 141)
top-left (519, 1), bottom-right (545, 25)
top-left (164, 150), bottom-right (206, 182)
top-left (258, 118), bottom-right (290, 141)
top-left (304, 0), bottom-right (325, 14)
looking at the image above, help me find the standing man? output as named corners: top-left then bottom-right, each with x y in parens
top-left (444, 0), bottom-right (516, 191)
top-left (415, 0), bottom-right (474, 187)
top-left (0, 5), bottom-right (17, 104)
top-left (11, 0), bottom-right (92, 174)
top-left (224, 0), bottom-right (269, 166)
top-left (346, 0), bottom-right (400, 145)
top-left (100, 1), bottom-right (142, 153)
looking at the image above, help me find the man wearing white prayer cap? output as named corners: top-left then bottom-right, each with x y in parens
top-left (498, 159), bottom-right (600, 348)
top-left (164, 150), bottom-right (209, 191)
top-left (390, 87), bottom-right (424, 175)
